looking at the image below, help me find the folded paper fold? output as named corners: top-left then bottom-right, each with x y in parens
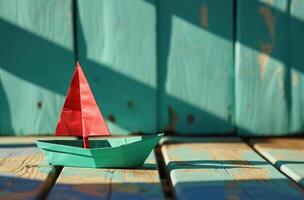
top-left (55, 62), bottom-right (110, 148)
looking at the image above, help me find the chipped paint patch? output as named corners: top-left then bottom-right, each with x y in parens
top-left (274, 67), bottom-right (285, 96)
top-left (252, 138), bottom-right (304, 150)
top-left (200, 2), bottom-right (208, 28)
top-left (166, 106), bottom-right (178, 132)
top-left (292, 73), bottom-right (300, 87)
top-left (258, 41), bottom-right (273, 79)
top-left (257, 6), bottom-right (276, 80)
top-left (259, 7), bottom-right (276, 40)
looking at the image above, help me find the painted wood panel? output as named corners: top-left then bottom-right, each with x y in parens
top-left (0, 0), bottom-right (75, 135)
top-left (75, 0), bottom-right (157, 135)
top-left (161, 137), bottom-right (304, 199)
top-left (290, 0), bottom-right (304, 133)
top-left (48, 152), bottom-right (164, 199)
top-left (157, 0), bottom-right (234, 134)
top-left (0, 138), bottom-right (59, 199)
top-left (250, 138), bottom-right (304, 187)
top-left (235, 0), bottom-right (304, 135)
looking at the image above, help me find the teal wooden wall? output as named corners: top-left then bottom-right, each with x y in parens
top-left (235, 0), bottom-right (304, 135)
top-left (0, 0), bottom-right (303, 136)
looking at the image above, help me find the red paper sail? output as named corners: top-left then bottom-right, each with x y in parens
top-left (55, 62), bottom-right (110, 147)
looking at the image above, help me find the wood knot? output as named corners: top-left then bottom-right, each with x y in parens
top-left (37, 101), bottom-right (43, 109)
top-left (187, 114), bottom-right (195, 124)
top-left (108, 115), bottom-right (116, 123)
top-left (127, 100), bottom-right (134, 108)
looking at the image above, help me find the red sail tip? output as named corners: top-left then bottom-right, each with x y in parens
top-left (55, 63), bottom-right (111, 138)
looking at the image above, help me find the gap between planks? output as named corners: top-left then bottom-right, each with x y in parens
top-left (0, 137), bottom-right (65, 200)
top-left (155, 146), bottom-right (174, 200)
top-left (245, 137), bottom-right (304, 189)
top-left (160, 136), bottom-right (304, 200)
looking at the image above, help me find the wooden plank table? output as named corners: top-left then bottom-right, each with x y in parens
top-left (161, 137), bottom-right (304, 200)
top-left (0, 137), bottom-right (66, 199)
top-left (249, 138), bottom-right (304, 187)
top-left (1, 136), bottom-right (304, 199)
top-left (48, 152), bottom-right (164, 200)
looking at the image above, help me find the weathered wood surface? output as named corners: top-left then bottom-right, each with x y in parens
top-left (290, 0), bottom-right (304, 133)
top-left (235, 0), bottom-right (304, 135)
top-left (0, 0), bottom-right (75, 135)
top-left (0, 138), bottom-right (59, 199)
top-left (157, 0), bottom-right (234, 134)
top-left (250, 138), bottom-right (304, 187)
top-left (76, 0), bottom-right (157, 134)
top-left (48, 152), bottom-right (164, 199)
top-left (161, 137), bottom-right (304, 200)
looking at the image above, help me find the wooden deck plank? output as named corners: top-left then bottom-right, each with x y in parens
top-left (250, 138), bottom-right (304, 187)
top-left (48, 152), bottom-right (164, 200)
top-left (0, 137), bottom-right (60, 199)
top-left (161, 137), bottom-right (304, 200)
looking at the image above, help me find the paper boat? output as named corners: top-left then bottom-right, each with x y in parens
top-left (36, 134), bottom-right (162, 168)
top-left (36, 62), bottom-right (162, 168)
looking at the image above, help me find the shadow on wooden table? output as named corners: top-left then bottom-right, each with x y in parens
top-left (167, 160), bottom-right (304, 170)
top-left (0, 175), bottom-right (164, 199)
top-left (174, 179), bottom-right (304, 200)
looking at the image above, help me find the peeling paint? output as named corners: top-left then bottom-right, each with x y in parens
top-left (257, 6), bottom-right (276, 80)
top-left (252, 138), bottom-right (304, 150)
top-left (258, 41), bottom-right (273, 79)
top-left (274, 67), bottom-right (285, 96)
top-left (200, 2), bottom-right (208, 28)
top-left (259, 7), bottom-right (276, 40)
top-left (166, 106), bottom-right (178, 132)
top-left (292, 73), bottom-right (300, 87)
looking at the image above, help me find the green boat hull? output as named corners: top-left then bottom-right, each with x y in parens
top-left (36, 134), bottom-right (163, 168)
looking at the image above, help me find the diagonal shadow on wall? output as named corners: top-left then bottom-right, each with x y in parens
top-left (1, 0), bottom-right (304, 135)
top-left (0, 18), bottom-right (234, 135)
top-left (145, 0), bottom-right (304, 134)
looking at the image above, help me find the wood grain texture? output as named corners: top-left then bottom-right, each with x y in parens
top-left (157, 0), bottom-right (234, 134)
top-left (0, 138), bottom-right (58, 199)
top-left (250, 138), bottom-right (304, 187)
top-left (0, 0), bottom-right (75, 135)
top-left (290, 0), bottom-right (304, 133)
top-left (76, 0), bottom-right (157, 135)
top-left (161, 137), bottom-right (304, 200)
top-left (235, 0), bottom-right (304, 135)
top-left (48, 152), bottom-right (164, 200)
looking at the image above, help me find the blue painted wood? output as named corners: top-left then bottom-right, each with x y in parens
top-left (75, 0), bottom-right (157, 135)
top-left (0, 0), bottom-right (303, 136)
top-left (290, 0), bottom-right (304, 133)
top-left (0, 137), bottom-right (58, 199)
top-left (161, 137), bottom-right (304, 200)
top-left (250, 138), bottom-right (304, 187)
top-left (48, 152), bottom-right (164, 199)
top-left (157, 0), bottom-right (234, 134)
top-left (235, 0), bottom-right (304, 135)
top-left (0, 0), bottom-right (75, 135)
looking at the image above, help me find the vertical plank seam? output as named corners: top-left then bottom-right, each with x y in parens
top-left (156, 0), bottom-right (162, 132)
top-left (286, 0), bottom-right (292, 131)
top-left (233, 0), bottom-right (238, 134)
top-left (72, 0), bottom-right (78, 63)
